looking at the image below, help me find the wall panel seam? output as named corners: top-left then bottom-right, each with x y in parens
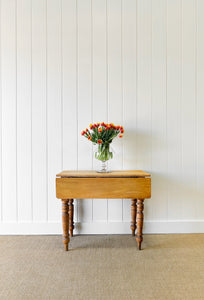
top-left (106, 0), bottom-right (108, 222)
top-left (150, 0), bottom-right (153, 190)
top-left (0, 0), bottom-right (2, 222)
top-left (91, 0), bottom-right (93, 222)
top-left (195, 0), bottom-right (198, 216)
top-left (31, 0), bottom-right (33, 221)
top-left (45, 0), bottom-right (48, 222)
top-left (15, 0), bottom-right (18, 223)
top-left (61, 0), bottom-right (63, 170)
top-left (135, 0), bottom-right (138, 169)
top-left (76, 0), bottom-right (78, 172)
top-left (121, 0), bottom-right (123, 221)
top-left (165, 0), bottom-right (168, 220)
top-left (180, 0), bottom-right (182, 195)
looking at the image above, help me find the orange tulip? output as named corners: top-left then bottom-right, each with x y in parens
top-left (89, 123), bottom-right (93, 129)
top-left (97, 139), bottom-right (103, 144)
top-left (119, 134), bottom-right (123, 138)
top-left (88, 136), bottom-right (92, 140)
top-left (98, 127), bottom-right (102, 132)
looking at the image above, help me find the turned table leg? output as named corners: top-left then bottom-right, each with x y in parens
top-left (61, 199), bottom-right (70, 251)
top-left (136, 199), bottom-right (144, 250)
top-left (68, 199), bottom-right (74, 237)
top-left (130, 199), bottom-right (137, 236)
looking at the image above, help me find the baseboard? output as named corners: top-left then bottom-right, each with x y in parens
top-left (0, 220), bottom-right (204, 234)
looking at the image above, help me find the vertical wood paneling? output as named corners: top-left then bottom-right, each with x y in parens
top-left (181, 0), bottom-right (196, 219)
top-left (1, 0), bottom-right (17, 221)
top-left (62, 0), bottom-right (78, 222)
top-left (196, 0), bottom-right (204, 219)
top-left (0, 0), bottom-right (204, 233)
top-left (107, 0), bottom-right (123, 221)
top-left (167, 0), bottom-right (182, 220)
top-left (137, 0), bottom-right (152, 220)
top-left (122, 0), bottom-right (136, 221)
top-left (77, 0), bottom-right (92, 222)
top-left (92, 0), bottom-right (107, 221)
top-left (151, 0), bottom-right (167, 220)
top-left (62, 0), bottom-right (77, 171)
top-left (17, 0), bottom-right (32, 221)
top-left (47, 0), bottom-right (62, 221)
top-left (32, 0), bottom-right (47, 222)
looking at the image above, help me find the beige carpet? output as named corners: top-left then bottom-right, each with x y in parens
top-left (0, 234), bottom-right (204, 300)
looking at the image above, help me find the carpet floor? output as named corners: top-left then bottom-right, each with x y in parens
top-left (0, 234), bottom-right (204, 300)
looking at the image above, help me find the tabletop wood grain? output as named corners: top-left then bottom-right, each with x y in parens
top-left (56, 170), bottom-right (151, 178)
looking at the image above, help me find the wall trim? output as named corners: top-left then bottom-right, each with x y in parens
top-left (0, 220), bottom-right (204, 235)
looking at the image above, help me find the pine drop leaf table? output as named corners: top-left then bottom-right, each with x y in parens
top-left (56, 170), bottom-right (151, 251)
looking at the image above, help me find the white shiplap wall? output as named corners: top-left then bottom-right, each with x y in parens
top-left (1, 0), bottom-right (204, 234)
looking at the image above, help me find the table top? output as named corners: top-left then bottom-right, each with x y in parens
top-left (56, 170), bottom-right (151, 178)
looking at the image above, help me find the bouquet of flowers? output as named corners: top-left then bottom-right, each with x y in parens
top-left (81, 123), bottom-right (124, 165)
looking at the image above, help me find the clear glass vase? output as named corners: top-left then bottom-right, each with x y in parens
top-left (94, 143), bottom-right (113, 173)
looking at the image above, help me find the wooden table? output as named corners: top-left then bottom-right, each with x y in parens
top-left (56, 170), bottom-right (151, 251)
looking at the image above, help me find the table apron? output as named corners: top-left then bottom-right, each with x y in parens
top-left (56, 177), bottom-right (151, 199)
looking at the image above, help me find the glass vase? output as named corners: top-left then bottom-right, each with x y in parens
top-left (94, 143), bottom-right (113, 173)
